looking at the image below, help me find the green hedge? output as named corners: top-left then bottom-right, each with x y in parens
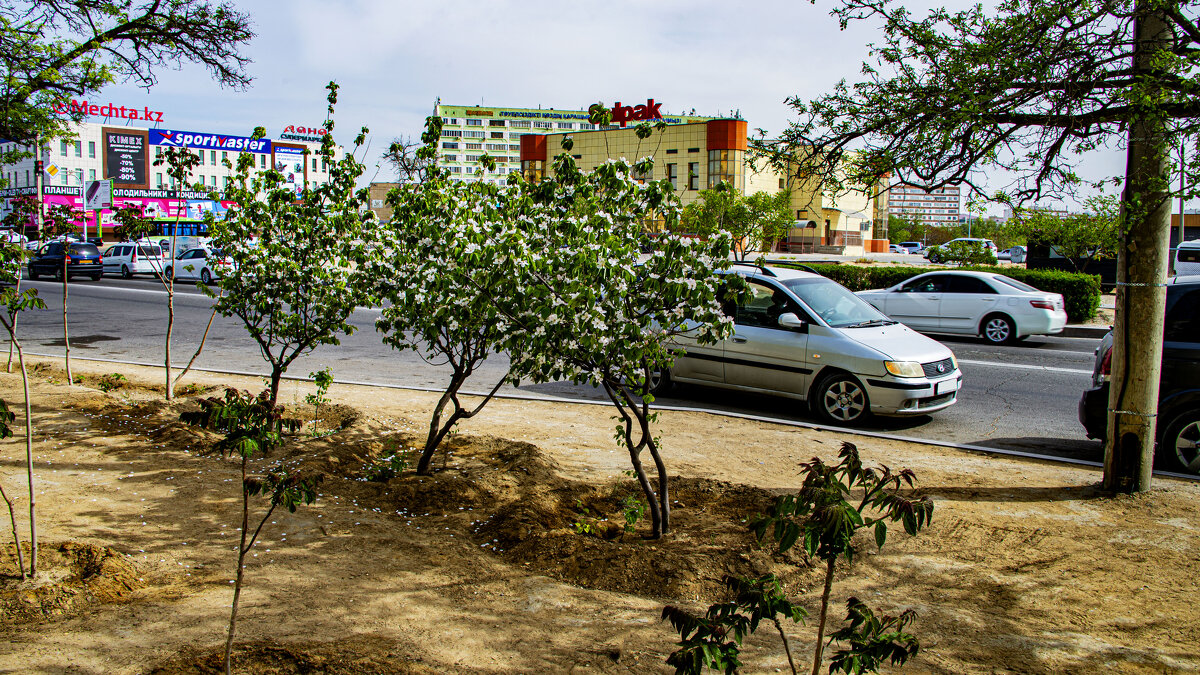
top-left (774, 262), bottom-right (1102, 323)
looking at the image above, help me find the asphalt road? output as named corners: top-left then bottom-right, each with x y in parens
top-left (4, 275), bottom-right (1104, 462)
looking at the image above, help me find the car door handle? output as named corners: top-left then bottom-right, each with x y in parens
top-left (731, 336), bottom-right (748, 344)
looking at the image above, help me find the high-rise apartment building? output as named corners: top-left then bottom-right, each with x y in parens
top-left (887, 184), bottom-right (961, 226)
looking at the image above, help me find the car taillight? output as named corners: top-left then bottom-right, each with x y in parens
top-left (1098, 345), bottom-right (1113, 381)
top-left (1030, 299), bottom-right (1054, 310)
top-left (64, 255), bottom-right (72, 264)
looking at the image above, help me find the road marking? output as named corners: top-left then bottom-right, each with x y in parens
top-left (957, 358), bottom-right (1092, 375)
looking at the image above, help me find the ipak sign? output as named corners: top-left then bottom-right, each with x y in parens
top-left (611, 99), bottom-right (664, 127)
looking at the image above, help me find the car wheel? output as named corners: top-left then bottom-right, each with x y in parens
top-left (164, 266), bottom-right (173, 281)
top-left (28, 266), bottom-right (38, 281)
top-left (813, 372), bottom-right (870, 425)
top-left (200, 268), bottom-right (213, 285)
top-left (54, 266), bottom-right (64, 282)
top-left (647, 368), bottom-right (671, 396)
top-left (981, 314), bottom-right (1017, 344)
top-left (1159, 411), bottom-right (1200, 474)
top-left (121, 265), bottom-right (132, 279)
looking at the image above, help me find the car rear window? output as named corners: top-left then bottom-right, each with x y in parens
top-left (68, 244), bottom-right (100, 256)
top-left (991, 275), bottom-right (1039, 292)
top-left (136, 246), bottom-right (161, 257)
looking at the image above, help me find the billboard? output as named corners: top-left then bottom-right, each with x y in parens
top-left (104, 129), bottom-right (148, 186)
top-left (150, 129), bottom-right (271, 154)
top-left (273, 145), bottom-right (307, 197)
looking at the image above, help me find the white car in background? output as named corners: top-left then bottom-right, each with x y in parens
top-left (164, 246), bottom-right (233, 285)
top-left (856, 270), bottom-right (1068, 344)
top-left (102, 242), bottom-right (166, 278)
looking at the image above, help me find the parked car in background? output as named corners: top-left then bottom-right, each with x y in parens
top-left (1176, 240), bottom-right (1200, 276)
top-left (164, 246), bottom-right (232, 285)
top-left (1079, 276), bottom-right (1200, 474)
top-left (855, 270), bottom-right (1067, 344)
top-left (27, 241), bottom-right (103, 281)
top-left (897, 241), bottom-right (924, 254)
top-left (659, 264), bottom-right (962, 424)
top-left (889, 244), bottom-right (905, 254)
top-left (997, 245), bottom-right (1027, 263)
top-left (102, 243), bottom-right (166, 278)
top-left (924, 238), bottom-right (998, 263)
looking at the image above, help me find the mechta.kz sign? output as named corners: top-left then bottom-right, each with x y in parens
top-left (51, 98), bottom-right (165, 123)
top-left (150, 129), bottom-right (272, 154)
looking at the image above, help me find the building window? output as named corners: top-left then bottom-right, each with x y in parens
top-left (210, 151), bottom-right (216, 165)
top-left (466, 119), bottom-right (483, 126)
top-left (224, 176), bottom-right (230, 188)
top-left (198, 152), bottom-right (205, 165)
top-left (157, 173), bottom-right (163, 187)
top-left (489, 120), bottom-right (506, 127)
top-left (666, 148), bottom-right (678, 154)
top-left (707, 149), bottom-right (742, 189)
top-left (442, 142), bottom-right (459, 149)
top-left (312, 158), bottom-right (317, 171)
top-left (442, 130), bottom-right (463, 138)
top-left (557, 122), bottom-right (574, 129)
top-left (60, 140), bottom-right (68, 156)
top-left (779, 178), bottom-right (786, 189)
top-left (74, 168), bottom-right (83, 184)
top-left (534, 121), bottom-right (553, 129)
top-left (464, 130), bottom-right (485, 138)
top-left (667, 163), bottom-right (678, 189)
top-left (74, 141), bottom-right (82, 157)
top-left (88, 141), bottom-right (96, 158)
top-left (442, 154), bottom-right (457, 161)
top-left (222, 151), bottom-right (228, 163)
top-left (260, 154), bottom-right (266, 169)
top-left (510, 121), bottom-right (531, 129)
top-left (688, 147), bottom-right (700, 153)
top-left (89, 169), bottom-right (96, 180)
top-left (444, 118), bottom-right (458, 125)
top-left (687, 162), bottom-right (699, 190)
top-left (508, 144), bottom-right (519, 151)
top-left (579, 123), bottom-right (596, 130)
top-left (486, 143), bottom-right (506, 151)
top-left (465, 143), bottom-right (483, 150)
top-left (490, 131), bottom-right (504, 139)
top-left (210, 175), bottom-right (217, 187)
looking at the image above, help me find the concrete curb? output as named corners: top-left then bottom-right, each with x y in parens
top-left (1062, 325), bottom-right (1111, 339)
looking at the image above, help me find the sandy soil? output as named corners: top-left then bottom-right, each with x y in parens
top-left (1, 357), bottom-right (1198, 674)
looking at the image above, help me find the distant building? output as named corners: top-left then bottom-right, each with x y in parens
top-left (888, 184), bottom-right (961, 226)
top-left (433, 101), bottom-right (713, 184)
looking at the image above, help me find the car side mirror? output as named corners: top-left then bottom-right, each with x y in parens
top-left (778, 312), bottom-right (807, 331)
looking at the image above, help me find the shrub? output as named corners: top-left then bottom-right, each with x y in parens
top-left (928, 241), bottom-right (997, 265)
top-left (778, 262), bottom-right (1102, 322)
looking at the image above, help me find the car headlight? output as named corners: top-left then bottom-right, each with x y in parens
top-left (949, 354), bottom-right (958, 371)
top-left (885, 361), bottom-right (924, 378)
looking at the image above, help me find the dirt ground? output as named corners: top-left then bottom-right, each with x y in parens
top-left (1, 357), bottom-right (1198, 674)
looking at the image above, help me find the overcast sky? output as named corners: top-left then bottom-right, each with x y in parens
top-left (92, 0), bottom-right (1137, 211)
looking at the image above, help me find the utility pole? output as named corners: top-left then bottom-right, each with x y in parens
top-left (1103, 2), bottom-right (1173, 493)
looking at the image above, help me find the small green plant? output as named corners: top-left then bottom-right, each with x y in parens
top-left (572, 497), bottom-right (600, 536)
top-left (181, 388), bottom-right (316, 675)
top-left (621, 494), bottom-right (646, 535)
top-left (663, 574), bottom-right (805, 675)
top-left (97, 373), bottom-right (128, 392)
top-left (362, 448), bottom-right (412, 482)
top-left (663, 442), bottom-right (932, 675)
top-left (305, 367), bottom-right (333, 436)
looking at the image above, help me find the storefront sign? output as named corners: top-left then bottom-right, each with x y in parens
top-left (52, 98), bottom-right (164, 122)
top-left (611, 99), bottom-right (664, 127)
top-left (150, 129), bottom-right (271, 154)
top-left (279, 125), bottom-right (327, 142)
top-left (273, 145), bottom-right (308, 196)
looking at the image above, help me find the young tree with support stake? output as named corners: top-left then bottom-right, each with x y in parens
top-left (207, 83), bottom-right (374, 405)
top-left (757, 0), bottom-right (1200, 492)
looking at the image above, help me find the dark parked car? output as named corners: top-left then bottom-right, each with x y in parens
top-left (1079, 276), bottom-right (1200, 474)
top-left (27, 242), bottom-right (103, 281)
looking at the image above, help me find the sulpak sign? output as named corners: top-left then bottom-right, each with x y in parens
top-left (605, 99), bottom-right (664, 127)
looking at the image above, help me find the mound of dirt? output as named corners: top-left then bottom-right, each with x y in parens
top-left (146, 636), bottom-right (450, 675)
top-left (0, 541), bottom-right (149, 623)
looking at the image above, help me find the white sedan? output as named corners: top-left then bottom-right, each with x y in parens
top-left (164, 246), bottom-right (233, 285)
top-left (855, 270), bottom-right (1068, 344)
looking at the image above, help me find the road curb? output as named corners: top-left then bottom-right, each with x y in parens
top-left (1062, 324), bottom-right (1110, 339)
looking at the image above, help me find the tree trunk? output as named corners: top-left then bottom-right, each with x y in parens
top-left (61, 259), bottom-right (71, 384)
top-left (1103, 3), bottom-right (1173, 493)
top-left (810, 557), bottom-right (837, 675)
top-left (16, 339), bottom-right (36, 576)
top-left (417, 375), bottom-right (465, 475)
top-left (224, 458), bottom-right (251, 675)
top-left (268, 368), bottom-right (283, 407)
top-left (6, 278), bottom-right (19, 374)
top-left (774, 617), bottom-right (798, 675)
top-left (0, 482), bottom-right (25, 580)
top-left (165, 287), bottom-right (174, 402)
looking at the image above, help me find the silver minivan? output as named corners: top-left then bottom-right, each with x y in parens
top-left (661, 265), bottom-right (961, 424)
top-left (101, 242), bottom-right (166, 278)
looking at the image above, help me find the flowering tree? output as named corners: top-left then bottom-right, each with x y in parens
top-left (488, 146), bottom-right (741, 538)
top-left (206, 83), bottom-right (374, 404)
top-left (373, 118), bottom-right (519, 474)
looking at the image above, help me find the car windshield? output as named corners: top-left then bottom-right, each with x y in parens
top-left (781, 277), bottom-right (892, 328)
top-left (991, 275), bottom-right (1038, 292)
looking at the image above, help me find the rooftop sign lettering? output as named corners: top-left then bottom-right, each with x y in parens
top-left (51, 98), bottom-right (164, 123)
